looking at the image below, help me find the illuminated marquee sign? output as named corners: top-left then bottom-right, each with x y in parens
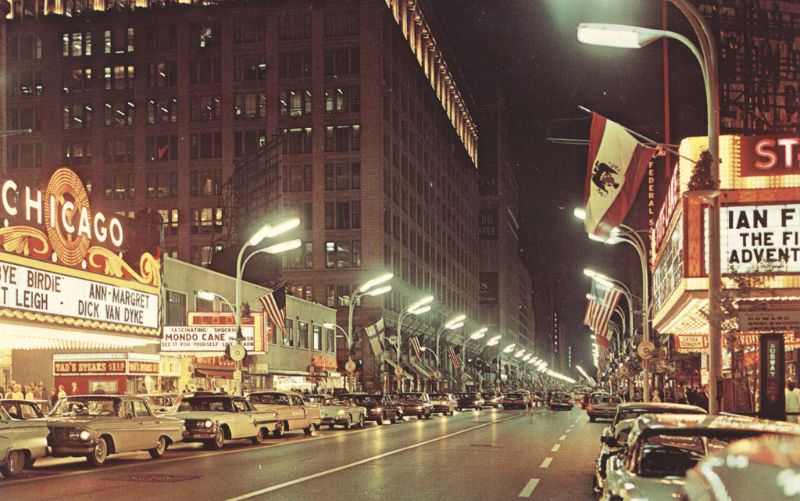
top-left (52, 353), bottom-right (160, 375)
top-left (741, 136), bottom-right (800, 177)
top-left (161, 325), bottom-right (259, 353)
top-left (721, 203), bottom-right (800, 273)
top-left (0, 168), bottom-right (161, 335)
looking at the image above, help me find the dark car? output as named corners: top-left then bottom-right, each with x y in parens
top-left (455, 392), bottom-right (484, 411)
top-left (398, 392), bottom-right (433, 419)
top-left (481, 391), bottom-right (503, 408)
top-left (346, 394), bottom-right (400, 425)
top-left (586, 394), bottom-right (622, 422)
top-left (501, 392), bottom-right (532, 410)
top-left (549, 391), bottom-right (573, 410)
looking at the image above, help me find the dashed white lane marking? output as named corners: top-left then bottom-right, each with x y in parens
top-left (558, 434), bottom-right (567, 441)
top-left (518, 478), bottom-right (540, 498)
top-left (551, 443), bottom-right (561, 452)
top-left (227, 414), bottom-right (521, 501)
top-left (539, 457), bottom-right (553, 468)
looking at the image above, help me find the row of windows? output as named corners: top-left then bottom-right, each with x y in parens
top-left (99, 170), bottom-right (221, 200)
top-left (269, 318), bottom-right (336, 353)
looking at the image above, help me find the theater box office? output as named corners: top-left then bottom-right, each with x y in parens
top-left (0, 168), bottom-right (162, 392)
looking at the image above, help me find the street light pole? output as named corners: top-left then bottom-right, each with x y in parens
top-left (578, 1), bottom-right (720, 412)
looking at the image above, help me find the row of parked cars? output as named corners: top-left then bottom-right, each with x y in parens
top-left (585, 391), bottom-right (800, 500)
top-left (0, 389), bottom-right (539, 477)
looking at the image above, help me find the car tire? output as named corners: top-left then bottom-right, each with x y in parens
top-left (272, 424), bottom-right (285, 438)
top-left (328, 424), bottom-right (336, 430)
top-left (303, 425), bottom-right (314, 436)
top-left (377, 416), bottom-right (385, 425)
top-left (344, 417), bottom-right (352, 430)
top-left (205, 430), bottom-right (225, 450)
top-left (148, 436), bottom-right (168, 458)
top-left (1, 450), bottom-right (25, 477)
top-left (589, 416), bottom-right (595, 423)
top-left (87, 437), bottom-right (109, 466)
top-left (417, 414), bottom-right (424, 420)
top-left (251, 428), bottom-right (267, 445)
top-left (313, 423), bottom-right (321, 431)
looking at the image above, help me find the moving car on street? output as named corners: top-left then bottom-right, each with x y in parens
top-left (682, 435), bottom-right (800, 500)
top-left (501, 391), bottom-right (532, 410)
top-left (176, 394), bottom-right (278, 449)
top-left (319, 396), bottom-right (367, 429)
top-left (247, 391), bottom-right (321, 437)
top-left (481, 391), bottom-right (503, 408)
top-left (455, 392), bottom-right (484, 411)
top-left (549, 391), bottom-right (573, 410)
top-left (346, 394), bottom-right (401, 425)
top-left (0, 399), bottom-right (45, 420)
top-left (47, 395), bottom-right (185, 466)
top-left (398, 392), bottom-right (433, 419)
top-left (429, 393), bottom-right (457, 416)
top-left (586, 394), bottom-right (623, 422)
top-left (0, 404), bottom-right (48, 477)
top-left (601, 413), bottom-right (800, 501)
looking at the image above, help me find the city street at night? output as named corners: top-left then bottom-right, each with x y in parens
top-left (1, 408), bottom-right (601, 501)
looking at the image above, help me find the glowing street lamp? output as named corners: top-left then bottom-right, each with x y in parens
top-left (396, 295), bottom-right (435, 366)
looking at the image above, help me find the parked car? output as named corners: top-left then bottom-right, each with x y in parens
top-left (501, 392), bottom-right (532, 410)
top-left (175, 394), bottom-right (278, 449)
top-left (428, 393), bottom-right (457, 416)
top-left (609, 402), bottom-right (707, 436)
top-left (0, 404), bottom-right (48, 477)
top-left (398, 392), bottom-right (433, 419)
top-left (346, 394), bottom-right (401, 425)
top-left (482, 391), bottom-right (503, 408)
top-left (587, 394), bottom-right (623, 422)
top-left (593, 418), bottom-right (637, 495)
top-left (682, 435), bottom-right (800, 500)
top-left (0, 399), bottom-right (45, 420)
top-left (385, 394), bottom-right (407, 420)
top-left (247, 391), bottom-right (321, 437)
top-left (601, 413), bottom-right (800, 501)
top-left (47, 395), bottom-right (185, 466)
top-left (138, 393), bottom-right (181, 415)
top-left (455, 392), bottom-right (484, 411)
top-left (319, 396), bottom-right (367, 429)
top-left (549, 391), bottom-right (573, 410)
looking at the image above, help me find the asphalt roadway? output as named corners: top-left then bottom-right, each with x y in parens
top-left (0, 406), bottom-right (607, 500)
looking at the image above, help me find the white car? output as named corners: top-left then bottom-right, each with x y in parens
top-left (319, 397), bottom-right (367, 429)
top-left (174, 394), bottom-right (278, 449)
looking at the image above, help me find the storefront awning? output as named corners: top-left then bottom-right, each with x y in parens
top-left (269, 369), bottom-right (311, 377)
top-left (0, 322), bottom-right (160, 351)
top-left (195, 368), bottom-right (234, 378)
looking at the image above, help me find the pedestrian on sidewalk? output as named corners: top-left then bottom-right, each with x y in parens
top-left (786, 382), bottom-right (800, 422)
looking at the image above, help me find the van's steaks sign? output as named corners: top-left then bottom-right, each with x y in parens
top-left (0, 168), bottom-right (161, 335)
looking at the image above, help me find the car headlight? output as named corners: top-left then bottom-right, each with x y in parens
top-left (336, 410), bottom-right (346, 416)
top-left (79, 430), bottom-right (91, 441)
top-left (204, 419), bottom-right (214, 428)
top-left (372, 407), bottom-right (382, 413)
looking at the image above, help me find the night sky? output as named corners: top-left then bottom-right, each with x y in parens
top-left (425, 0), bottom-right (708, 373)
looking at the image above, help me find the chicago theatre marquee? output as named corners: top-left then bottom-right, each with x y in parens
top-left (0, 168), bottom-right (161, 391)
top-left (652, 134), bottom-right (800, 359)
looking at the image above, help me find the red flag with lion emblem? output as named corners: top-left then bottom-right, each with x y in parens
top-left (584, 113), bottom-right (656, 237)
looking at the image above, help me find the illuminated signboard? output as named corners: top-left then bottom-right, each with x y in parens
top-left (0, 168), bottom-right (161, 336)
top-left (52, 353), bottom-right (160, 374)
top-left (741, 135), bottom-right (800, 177)
top-left (721, 203), bottom-right (800, 273)
top-left (161, 325), bottom-right (260, 353)
top-left (653, 219), bottom-right (683, 313)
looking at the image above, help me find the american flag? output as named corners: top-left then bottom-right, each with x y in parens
top-left (409, 336), bottom-right (422, 361)
top-left (259, 285), bottom-right (286, 334)
top-left (583, 283), bottom-right (621, 347)
top-left (448, 346), bottom-right (461, 369)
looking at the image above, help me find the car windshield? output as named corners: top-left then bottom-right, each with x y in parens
top-left (429, 394), bottom-right (448, 399)
top-left (347, 395), bottom-right (377, 406)
top-left (507, 393), bottom-right (523, 398)
top-left (553, 393), bottom-right (570, 399)
top-left (146, 396), bottom-right (173, 407)
top-left (639, 435), bottom-right (705, 477)
top-left (592, 396), bottom-right (621, 404)
top-left (51, 397), bottom-right (121, 417)
top-left (327, 398), bottom-right (350, 406)
top-left (618, 407), bottom-right (704, 423)
top-left (482, 392), bottom-right (497, 397)
top-left (456, 393), bottom-right (478, 399)
top-left (178, 397), bottom-right (233, 412)
top-left (400, 393), bottom-right (424, 401)
top-left (249, 393), bottom-right (291, 405)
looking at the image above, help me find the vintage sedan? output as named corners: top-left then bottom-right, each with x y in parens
top-left (0, 405), bottom-right (48, 477)
top-left (682, 435), bottom-right (800, 500)
top-left (398, 392), bottom-right (433, 419)
top-left (47, 395), bottom-right (185, 466)
top-left (319, 397), bottom-right (367, 429)
top-left (455, 392), bottom-right (484, 411)
top-left (175, 394), bottom-right (278, 449)
top-left (593, 418), bottom-right (637, 495)
top-left (501, 391), bottom-right (532, 410)
top-left (138, 393), bottom-right (181, 415)
top-left (549, 391), bottom-right (573, 410)
top-left (247, 391), bottom-right (321, 437)
top-left (481, 391), bottom-right (503, 408)
top-left (610, 402), bottom-right (707, 435)
top-left (346, 394), bottom-right (401, 425)
top-left (601, 413), bottom-right (800, 501)
top-left (429, 393), bottom-right (457, 416)
top-left (587, 394), bottom-right (623, 422)
top-left (0, 399), bottom-right (45, 420)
